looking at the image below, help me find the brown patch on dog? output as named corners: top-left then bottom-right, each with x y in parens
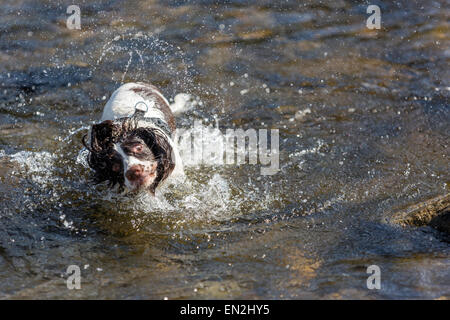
top-left (130, 83), bottom-right (176, 133)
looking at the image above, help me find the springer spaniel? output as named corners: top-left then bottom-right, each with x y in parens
top-left (83, 82), bottom-right (183, 195)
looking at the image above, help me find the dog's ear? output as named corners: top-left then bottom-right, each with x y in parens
top-left (84, 120), bottom-right (125, 188)
top-left (153, 132), bottom-right (175, 183)
top-left (135, 128), bottom-right (175, 190)
top-left (90, 120), bottom-right (117, 152)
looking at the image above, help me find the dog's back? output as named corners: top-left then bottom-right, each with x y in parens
top-left (101, 82), bottom-right (176, 135)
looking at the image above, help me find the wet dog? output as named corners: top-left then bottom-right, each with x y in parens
top-left (83, 82), bottom-right (183, 195)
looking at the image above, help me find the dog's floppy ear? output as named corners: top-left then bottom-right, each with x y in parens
top-left (82, 120), bottom-right (125, 188)
top-left (135, 128), bottom-right (175, 191)
top-left (90, 120), bottom-right (116, 152)
top-left (153, 132), bottom-right (175, 183)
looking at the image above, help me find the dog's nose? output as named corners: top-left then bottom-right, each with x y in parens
top-left (125, 164), bottom-right (146, 181)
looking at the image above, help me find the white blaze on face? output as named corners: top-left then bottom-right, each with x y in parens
top-left (114, 144), bottom-right (156, 190)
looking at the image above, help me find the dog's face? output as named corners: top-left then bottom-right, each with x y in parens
top-left (114, 135), bottom-right (158, 191)
top-left (83, 119), bottom-right (174, 195)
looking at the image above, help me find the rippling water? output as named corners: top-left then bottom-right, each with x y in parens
top-left (0, 0), bottom-right (449, 299)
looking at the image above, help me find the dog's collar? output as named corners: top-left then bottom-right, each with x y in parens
top-left (132, 102), bottom-right (172, 137)
top-left (137, 117), bottom-right (172, 137)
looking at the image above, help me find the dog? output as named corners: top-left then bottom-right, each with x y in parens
top-left (83, 82), bottom-right (183, 195)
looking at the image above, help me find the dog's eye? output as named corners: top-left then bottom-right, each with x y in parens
top-left (133, 145), bottom-right (143, 153)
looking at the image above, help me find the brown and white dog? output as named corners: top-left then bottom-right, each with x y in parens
top-left (83, 82), bottom-right (183, 195)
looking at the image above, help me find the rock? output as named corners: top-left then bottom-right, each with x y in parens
top-left (390, 194), bottom-right (450, 234)
top-left (237, 29), bottom-right (273, 42)
top-left (275, 105), bottom-right (298, 115)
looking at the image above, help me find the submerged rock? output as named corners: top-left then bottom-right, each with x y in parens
top-left (390, 194), bottom-right (450, 234)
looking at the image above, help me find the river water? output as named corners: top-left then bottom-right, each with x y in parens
top-left (0, 0), bottom-right (449, 299)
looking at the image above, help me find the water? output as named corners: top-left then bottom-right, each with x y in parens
top-left (0, 0), bottom-right (449, 299)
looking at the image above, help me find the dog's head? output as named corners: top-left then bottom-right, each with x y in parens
top-left (83, 118), bottom-right (174, 195)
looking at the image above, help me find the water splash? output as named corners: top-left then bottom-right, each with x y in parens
top-left (4, 150), bottom-right (57, 185)
top-left (52, 31), bottom-right (196, 94)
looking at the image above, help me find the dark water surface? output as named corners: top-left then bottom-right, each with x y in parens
top-left (0, 0), bottom-right (449, 299)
